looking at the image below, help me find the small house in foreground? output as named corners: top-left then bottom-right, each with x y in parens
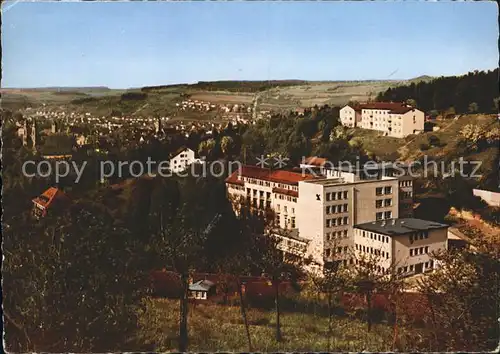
top-left (32, 187), bottom-right (70, 219)
top-left (188, 279), bottom-right (216, 300)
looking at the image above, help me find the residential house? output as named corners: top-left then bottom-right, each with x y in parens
top-left (340, 102), bottom-right (425, 138)
top-left (32, 187), bottom-right (70, 219)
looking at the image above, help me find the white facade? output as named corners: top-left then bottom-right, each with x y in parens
top-left (339, 105), bottom-right (360, 128)
top-left (353, 219), bottom-right (448, 277)
top-left (169, 147), bottom-right (196, 173)
top-left (296, 177), bottom-right (400, 267)
top-left (339, 102), bottom-right (425, 138)
top-left (227, 166), bottom-right (405, 268)
top-left (299, 160), bottom-right (415, 218)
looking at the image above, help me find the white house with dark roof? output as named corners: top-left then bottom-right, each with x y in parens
top-left (353, 218), bottom-right (448, 277)
top-left (169, 147), bottom-right (204, 173)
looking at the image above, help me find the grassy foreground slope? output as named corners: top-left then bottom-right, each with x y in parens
top-left (137, 298), bottom-right (394, 352)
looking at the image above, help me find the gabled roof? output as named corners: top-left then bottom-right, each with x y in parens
top-left (189, 279), bottom-right (215, 292)
top-left (225, 165), bottom-right (317, 186)
top-left (32, 187), bottom-right (69, 209)
top-left (172, 146), bottom-right (193, 158)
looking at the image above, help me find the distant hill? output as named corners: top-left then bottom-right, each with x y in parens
top-left (142, 80), bottom-right (309, 93)
top-left (2, 86), bottom-right (110, 92)
top-left (408, 75), bottom-right (434, 83)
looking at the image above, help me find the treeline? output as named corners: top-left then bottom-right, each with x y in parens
top-left (141, 84), bottom-right (188, 92)
top-left (121, 91), bottom-right (148, 101)
top-left (140, 80), bottom-right (307, 93)
top-left (377, 69), bottom-right (499, 115)
top-left (239, 105), bottom-right (373, 165)
top-left (193, 80), bottom-right (308, 92)
top-left (71, 96), bottom-right (99, 104)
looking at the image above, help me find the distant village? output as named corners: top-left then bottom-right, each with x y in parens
top-left (15, 105), bottom-right (254, 160)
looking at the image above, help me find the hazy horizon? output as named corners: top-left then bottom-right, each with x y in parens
top-left (3, 72), bottom-right (497, 91)
top-left (2, 1), bottom-right (498, 89)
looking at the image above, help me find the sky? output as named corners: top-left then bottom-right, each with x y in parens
top-left (2, 1), bottom-right (498, 89)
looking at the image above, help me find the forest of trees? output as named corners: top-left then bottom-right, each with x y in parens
top-left (377, 69), bottom-right (499, 115)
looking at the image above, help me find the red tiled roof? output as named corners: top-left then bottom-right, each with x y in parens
top-left (225, 171), bottom-right (244, 186)
top-left (32, 187), bottom-right (68, 209)
top-left (272, 187), bottom-right (299, 198)
top-left (388, 106), bottom-right (415, 114)
top-left (304, 156), bottom-right (327, 167)
top-left (225, 165), bottom-right (316, 186)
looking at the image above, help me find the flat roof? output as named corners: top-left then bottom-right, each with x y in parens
top-left (273, 228), bottom-right (309, 243)
top-left (354, 218), bottom-right (448, 236)
top-left (302, 176), bottom-right (398, 187)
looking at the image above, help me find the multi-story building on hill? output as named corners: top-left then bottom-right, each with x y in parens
top-left (225, 165), bottom-right (445, 275)
top-left (300, 158), bottom-right (414, 218)
top-left (353, 218), bottom-right (448, 276)
top-left (340, 102), bottom-right (425, 138)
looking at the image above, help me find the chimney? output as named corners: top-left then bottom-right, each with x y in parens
top-left (392, 219), bottom-right (396, 225)
top-left (381, 221), bottom-right (386, 227)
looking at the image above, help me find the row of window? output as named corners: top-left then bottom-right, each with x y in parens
top-left (325, 246), bottom-right (349, 258)
top-left (245, 178), bottom-right (271, 187)
top-left (326, 203), bottom-right (348, 214)
top-left (409, 231), bottom-right (429, 242)
top-left (361, 231), bottom-right (390, 243)
top-left (376, 186), bottom-right (393, 196)
top-left (276, 194), bottom-right (297, 202)
top-left (326, 217), bottom-right (349, 228)
top-left (281, 238), bottom-right (306, 253)
top-left (410, 246), bottom-right (429, 257)
top-left (326, 191), bottom-right (348, 201)
top-left (375, 198), bottom-right (392, 208)
top-left (355, 244), bottom-right (390, 259)
top-left (276, 204), bottom-right (295, 214)
top-left (244, 178), bottom-right (299, 192)
top-left (250, 198), bottom-right (271, 209)
top-left (376, 211), bottom-right (393, 220)
top-left (400, 180), bottom-right (412, 187)
top-left (400, 191), bottom-right (412, 199)
top-left (326, 229), bottom-right (348, 240)
top-left (275, 214), bottom-right (296, 228)
top-left (249, 189), bottom-right (272, 199)
top-left (397, 260), bottom-right (434, 274)
top-left (229, 184), bottom-right (245, 191)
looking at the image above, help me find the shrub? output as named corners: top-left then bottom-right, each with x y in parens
top-left (428, 135), bottom-right (442, 147)
top-left (419, 143), bottom-right (430, 151)
top-left (121, 92), bottom-right (147, 101)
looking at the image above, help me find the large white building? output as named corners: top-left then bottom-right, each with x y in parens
top-left (225, 164), bottom-right (446, 275)
top-left (340, 102), bottom-right (425, 138)
top-left (300, 158), bottom-right (414, 218)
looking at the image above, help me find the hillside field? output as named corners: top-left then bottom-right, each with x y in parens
top-left (2, 78), bottom-right (429, 116)
top-left (136, 297), bottom-right (397, 352)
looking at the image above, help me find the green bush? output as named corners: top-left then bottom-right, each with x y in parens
top-left (428, 135), bottom-right (442, 147)
top-left (419, 143), bottom-right (430, 151)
